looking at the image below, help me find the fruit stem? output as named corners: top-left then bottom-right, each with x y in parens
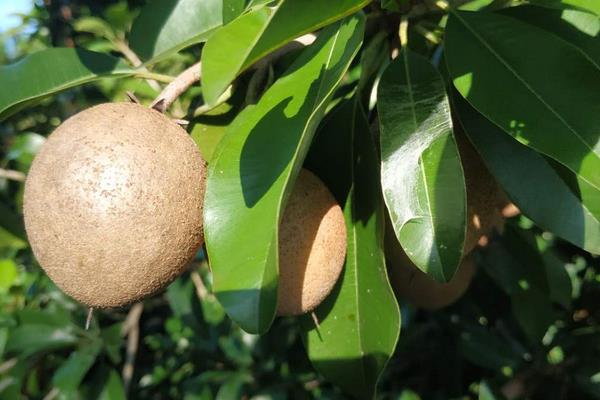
top-left (85, 307), bottom-right (94, 330)
top-left (121, 303), bottom-right (144, 394)
top-left (151, 62), bottom-right (202, 113)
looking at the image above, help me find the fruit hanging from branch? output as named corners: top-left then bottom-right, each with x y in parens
top-left (23, 102), bottom-right (206, 308)
top-left (277, 169), bottom-right (346, 316)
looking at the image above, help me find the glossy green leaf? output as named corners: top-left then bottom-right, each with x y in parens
top-left (302, 99), bottom-right (400, 400)
top-left (201, 0), bottom-right (370, 104)
top-left (530, 0), bottom-right (600, 15)
top-left (223, 0), bottom-right (248, 23)
top-left (453, 93), bottom-right (600, 254)
top-left (0, 48), bottom-right (132, 121)
top-left (204, 15), bottom-right (365, 334)
top-left (502, 5), bottom-right (600, 67)
top-left (378, 49), bottom-right (465, 282)
top-left (446, 10), bottom-right (600, 193)
top-left (52, 340), bottom-right (102, 395)
top-left (190, 95), bottom-right (242, 162)
top-left (129, 0), bottom-right (223, 64)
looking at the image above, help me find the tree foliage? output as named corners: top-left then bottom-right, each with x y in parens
top-left (1, 0), bottom-right (600, 399)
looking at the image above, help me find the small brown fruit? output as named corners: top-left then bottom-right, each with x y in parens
top-left (457, 130), bottom-right (504, 253)
top-left (23, 103), bottom-right (206, 308)
top-left (385, 226), bottom-right (475, 310)
top-left (277, 169), bottom-right (346, 316)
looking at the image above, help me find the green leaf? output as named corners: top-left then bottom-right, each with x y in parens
top-left (223, 0), bottom-right (249, 23)
top-left (73, 16), bottom-right (116, 40)
top-left (204, 15), bottom-right (365, 334)
top-left (502, 5), bottom-right (600, 67)
top-left (479, 225), bottom-right (556, 343)
top-left (129, 0), bottom-right (223, 64)
top-left (302, 99), bottom-right (400, 400)
top-left (201, 0), bottom-right (370, 104)
top-left (0, 259), bottom-right (18, 290)
top-left (52, 340), bottom-right (102, 396)
top-left (530, 0), bottom-right (600, 15)
top-left (539, 238), bottom-right (573, 308)
top-left (445, 10), bottom-right (600, 194)
top-left (190, 96), bottom-right (242, 162)
top-left (452, 92), bottom-right (600, 254)
top-left (459, 323), bottom-right (523, 371)
top-left (0, 48), bottom-right (132, 121)
top-left (377, 49), bottom-right (465, 282)
top-left (6, 324), bottom-right (78, 355)
top-left (98, 369), bottom-right (127, 400)
top-left (0, 201), bottom-right (26, 241)
top-left (215, 372), bottom-right (251, 400)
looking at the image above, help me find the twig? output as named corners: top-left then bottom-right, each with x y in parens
top-left (0, 358), bottom-right (17, 374)
top-left (191, 270), bottom-right (208, 300)
top-left (151, 62), bottom-right (202, 113)
top-left (114, 39), bottom-right (163, 91)
top-left (42, 388), bottom-right (59, 400)
top-left (150, 33), bottom-right (316, 114)
top-left (121, 302), bottom-right (144, 394)
top-left (0, 169), bottom-right (26, 182)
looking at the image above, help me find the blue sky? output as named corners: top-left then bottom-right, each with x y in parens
top-left (0, 0), bottom-right (33, 34)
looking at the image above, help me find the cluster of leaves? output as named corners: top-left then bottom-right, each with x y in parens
top-left (1, 0), bottom-right (600, 398)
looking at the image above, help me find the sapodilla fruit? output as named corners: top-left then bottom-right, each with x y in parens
top-left (456, 129), bottom-right (505, 252)
top-left (385, 225), bottom-right (475, 310)
top-left (23, 103), bottom-right (206, 308)
top-left (277, 169), bottom-right (346, 316)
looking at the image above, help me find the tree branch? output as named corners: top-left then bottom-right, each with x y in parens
top-left (0, 169), bottom-right (26, 182)
top-left (121, 302), bottom-right (144, 394)
top-left (150, 33), bottom-right (317, 114)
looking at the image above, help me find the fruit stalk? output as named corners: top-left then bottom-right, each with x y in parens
top-left (151, 62), bottom-right (202, 113)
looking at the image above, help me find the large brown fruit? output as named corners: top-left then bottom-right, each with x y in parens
top-left (385, 227), bottom-right (475, 310)
top-left (277, 169), bottom-right (346, 316)
top-left (23, 103), bottom-right (206, 308)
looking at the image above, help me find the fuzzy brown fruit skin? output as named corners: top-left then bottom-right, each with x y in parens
top-left (276, 169), bottom-right (347, 316)
top-left (23, 103), bottom-right (206, 308)
top-left (385, 227), bottom-right (475, 310)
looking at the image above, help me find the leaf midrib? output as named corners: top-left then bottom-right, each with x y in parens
top-left (348, 98), bottom-right (369, 395)
top-left (452, 11), bottom-right (600, 187)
